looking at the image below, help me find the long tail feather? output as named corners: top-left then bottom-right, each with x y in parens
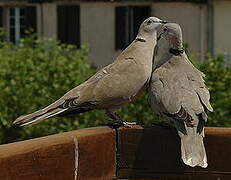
top-left (13, 108), bottom-right (67, 127)
top-left (179, 128), bottom-right (207, 168)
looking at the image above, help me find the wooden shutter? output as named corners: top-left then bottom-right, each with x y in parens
top-left (132, 6), bottom-right (150, 41)
top-left (25, 6), bottom-right (37, 33)
top-left (115, 6), bottom-right (150, 50)
top-left (115, 6), bottom-right (126, 50)
top-left (0, 7), bottom-right (3, 28)
top-left (57, 6), bottom-right (66, 43)
top-left (57, 5), bottom-right (80, 47)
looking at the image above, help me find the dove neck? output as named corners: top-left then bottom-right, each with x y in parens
top-left (153, 37), bottom-right (184, 69)
top-left (169, 44), bottom-right (184, 57)
top-left (171, 41), bottom-right (183, 50)
top-left (164, 37), bottom-right (184, 55)
top-left (168, 36), bottom-right (183, 50)
top-left (136, 30), bottom-right (157, 43)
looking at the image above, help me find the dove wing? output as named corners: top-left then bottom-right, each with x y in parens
top-left (150, 54), bottom-right (213, 135)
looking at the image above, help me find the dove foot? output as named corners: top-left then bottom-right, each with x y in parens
top-left (106, 110), bottom-right (136, 129)
top-left (107, 121), bottom-right (136, 129)
top-left (122, 121), bottom-right (136, 128)
top-left (107, 121), bottom-right (124, 129)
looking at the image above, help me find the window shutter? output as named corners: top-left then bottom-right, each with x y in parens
top-left (25, 6), bottom-right (37, 33)
top-left (57, 5), bottom-right (80, 47)
top-left (57, 6), bottom-right (66, 43)
top-left (0, 7), bottom-right (3, 28)
top-left (132, 6), bottom-right (150, 41)
top-left (115, 6), bottom-right (126, 50)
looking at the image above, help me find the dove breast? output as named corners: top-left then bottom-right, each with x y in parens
top-left (64, 40), bottom-right (154, 110)
top-left (150, 53), bottom-right (212, 124)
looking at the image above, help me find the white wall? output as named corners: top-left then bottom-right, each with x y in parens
top-left (81, 3), bottom-right (117, 68)
top-left (213, 0), bottom-right (231, 54)
top-left (41, 3), bottom-right (57, 39)
top-left (152, 2), bottom-right (208, 57)
top-left (37, 2), bottom-right (209, 66)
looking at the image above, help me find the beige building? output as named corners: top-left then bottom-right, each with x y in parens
top-left (0, 0), bottom-right (230, 67)
top-left (213, 0), bottom-right (231, 60)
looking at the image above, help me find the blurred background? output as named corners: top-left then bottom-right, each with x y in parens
top-left (0, 0), bottom-right (230, 144)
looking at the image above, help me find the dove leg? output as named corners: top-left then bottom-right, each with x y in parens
top-left (106, 111), bottom-right (136, 129)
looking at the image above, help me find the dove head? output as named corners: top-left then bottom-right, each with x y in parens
top-left (158, 23), bottom-right (183, 50)
top-left (137, 17), bottom-right (168, 41)
top-left (153, 23), bottom-right (184, 69)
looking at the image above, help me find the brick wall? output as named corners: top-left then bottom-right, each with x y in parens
top-left (0, 126), bottom-right (231, 180)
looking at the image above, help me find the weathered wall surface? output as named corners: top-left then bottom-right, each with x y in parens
top-left (213, 0), bottom-right (231, 55)
top-left (81, 2), bottom-right (209, 66)
top-left (2, 1), bottom-right (231, 66)
top-left (152, 2), bottom-right (208, 57)
top-left (81, 3), bottom-right (117, 68)
top-left (41, 3), bottom-right (57, 39)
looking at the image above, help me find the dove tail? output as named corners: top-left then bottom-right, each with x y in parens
top-left (13, 108), bottom-right (67, 127)
top-left (179, 128), bottom-right (207, 168)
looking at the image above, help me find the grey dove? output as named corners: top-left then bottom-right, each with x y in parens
top-left (13, 17), bottom-right (167, 127)
top-left (149, 23), bottom-right (213, 168)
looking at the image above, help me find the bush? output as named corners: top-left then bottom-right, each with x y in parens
top-left (0, 36), bottom-right (230, 144)
top-left (193, 55), bottom-right (231, 127)
top-left (0, 36), bottom-right (106, 144)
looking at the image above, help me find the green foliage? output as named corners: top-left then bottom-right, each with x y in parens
top-left (0, 36), bottom-right (107, 144)
top-left (0, 36), bottom-right (230, 144)
top-left (193, 55), bottom-right (231, 126)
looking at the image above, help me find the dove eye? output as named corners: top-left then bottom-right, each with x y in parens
top-left (163, 28), bottom-right (168, 31)
top-left (147, 20), bottom-right (153, 25)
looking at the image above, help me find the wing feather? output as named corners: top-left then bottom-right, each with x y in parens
top-left (149, 54), bottom-right (212, 135)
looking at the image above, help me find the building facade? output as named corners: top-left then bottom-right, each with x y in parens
top-left (0, 0), bottom-right (230, 67)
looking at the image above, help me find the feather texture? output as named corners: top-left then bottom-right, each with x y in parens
top-left (14, 17), bottom-right (165, 126)
top-left (150, 51), bottom-right (212, 168)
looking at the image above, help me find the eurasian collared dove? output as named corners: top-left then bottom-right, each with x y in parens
top-left (13, 17), bottom-right (167, 127)
top-left (149, 23), bottom-right (213, 168)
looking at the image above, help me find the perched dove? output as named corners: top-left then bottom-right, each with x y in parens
top-left (149, 23), bottom-right (213, 168)
top-left (14, 17), bottom-right (167, 127)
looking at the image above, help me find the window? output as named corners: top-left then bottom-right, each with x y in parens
top-left (57, 5), bottom-right (80, 47)
top-left (9, 6), bottom-right (37, 44)
top-left (115, 6), bottom-right (151, 50)
top-left (9, 8), bottom-right (25, 43)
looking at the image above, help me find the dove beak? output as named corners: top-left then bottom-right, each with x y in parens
top-left (160, 20), bottom-right (169, 24)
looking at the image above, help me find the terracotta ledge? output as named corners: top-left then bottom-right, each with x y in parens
top-left (118, 126), bottom-right (231, 180)
top-left (0, 127), bottom-right (116, 180)
top-left (0, 126), bottom-right (231, 180)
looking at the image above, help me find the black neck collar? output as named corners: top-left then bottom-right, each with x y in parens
top-left (169, 48), bottom-right (184, 56)
top-left (135, 37), bottom-right (146, 42)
